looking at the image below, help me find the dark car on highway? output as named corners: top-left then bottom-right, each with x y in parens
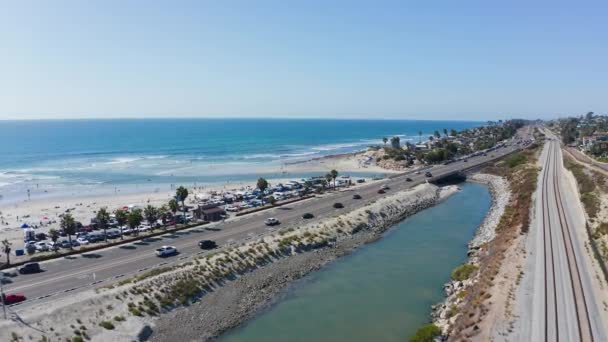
top-left (352, 194), bottom-right (362, 199)
top-left (18, 263), bottom-right (41, 274)
top-left (198, 240), bottom-right (217, 250)
top-left (377, 189), bottom-right (385, 194)
top-left (302, 213), bottom-right (314, 219)
top-left (425, 172), bottom-right (433, 177)
top-left (405, 177), bottom-right (412, 182)
top-left (333, 202), bottom-right (344, 209)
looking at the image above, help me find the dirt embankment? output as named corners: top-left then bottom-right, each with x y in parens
top-left (431, 146), bottom-right (541, 341)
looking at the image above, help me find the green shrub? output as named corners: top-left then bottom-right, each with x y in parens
top-left (451, 263), bottom-right (478, 281)
top-left (505, 153), bottom-right (527, 168)
top-left (72, 337), bottom-right (84, 342)
top-left (99, 321), bottom-right (115, 330)
top-left (409, 324), bottom-right (441, 342)
top-left (581, 192), bottom-right (600, 218)
top-left (113, 315), bottom-right (125, 322)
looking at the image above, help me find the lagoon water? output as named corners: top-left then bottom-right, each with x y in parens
top-left (222, 182), bottom-right (491, 342)
top-left (0, 119), bottom-right (478, 202)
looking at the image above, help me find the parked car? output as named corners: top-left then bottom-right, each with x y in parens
top-left (381, 184), bottom-right (390, 190)
top-left (352, 194), bottom-right (362, 199)
top-left (302, 213), bottom-right (314, 219)
top-left (60, 240), bottom-right (80, 248)
top-left (377, 189), bottom-right (385, 194)
top-left (34, 241), bottom-right (51, 252)
top-left (137, 224), bottom-right (152, 232)
top-left (1, 293), bottom-right (26, 305)
top-left (225, 205), bottom-right (239, 212)
top-left (415, 170), bottom-right (421, 175)
top-left (156, 246), bottom-right (178, 257)
top-left (76, 236), bottom-right (90, 245)
top-left (425, 172), bottom-right (433, 177)
top-left (18, 263), bottom-right (41, 274)
top-left (87, 234), bottom-right (104, 243)
top-left (264, 218), bottom-right (280, 226)
top-left (405, 177), bottom-right (412, 182)
top-left (333, 202), bottom-right (344, 209)
top-left (106, 230), bottom-right (121, 239)
top-left (356, 179), bottom-right (365, 183)
top-left (463, 159), bottom-right (468, 162)
top-left (198, 240), bottom-right (217, 250)
top-left (34, 233), bottom-right (47, 241)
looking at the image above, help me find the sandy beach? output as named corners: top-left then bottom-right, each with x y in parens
top-left (0, 152), bottom-right (399, 256)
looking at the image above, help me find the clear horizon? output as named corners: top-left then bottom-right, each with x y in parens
top-left (1, 1), bottom-right (606, 121)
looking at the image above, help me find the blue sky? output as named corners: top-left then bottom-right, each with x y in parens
top-left (1, 0), bottom-right (606, 120)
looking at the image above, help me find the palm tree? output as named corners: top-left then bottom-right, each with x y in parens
top-left (144, 205), bottom-right (158, 232)
top-left (128, 209), bottom-right (143, 236)
top-left (96, 207), bottom-right (110, 242)
top-left (443, 128), bottom-right (448, 137)
top-left (302, 180), bottom-right (313, 197)
top-left (418, 130), bottom-right (422, 143)
top-left (429, 136), bottom-right (434, 143)
top-left (60, 213), bottom-right (77, 250)
top-left (114, 208), bottom-right (128, 240)
top-left (434, 130), bottom-right (441, 139)
top-left (49, 228), bottom-right (60, 253)
top-left (330, 169), bottom-right (339, 188)
top-left (257, 178), bottom-right (269, 204)
top-left (450, 129), bottom-right (458, 137)
top-left (168, 199), bottom-right (178, 227)
top-left (157, 205), bottom-right (168, 228)
top-left (382, 137), bottom-right (388, 146)
top-left (325, 173), bottom-right (333, 189)
top-left (175, 186), bottom-right (189, 218)
top-left (2, 238), bottom-right (12, 266)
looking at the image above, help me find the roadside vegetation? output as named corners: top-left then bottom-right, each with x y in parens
top-left (409, 324), bottom-right (442, 342)
top-left (563, 152), bottom-right (608, 277)
top-left (563, 156), bottom-right (600, 218)
top-left (451, 263), bottom-right (478, 281)
top-left (446, 143), bottom-right (541, 339)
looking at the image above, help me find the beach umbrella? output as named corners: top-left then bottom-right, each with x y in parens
top-left (20, 223), bottom-right (29, 229)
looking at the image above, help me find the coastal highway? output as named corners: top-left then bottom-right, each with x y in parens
top-left (3, 141), bottom-right (522, 311)
top-left (529, 139), bottom-right (606, 341)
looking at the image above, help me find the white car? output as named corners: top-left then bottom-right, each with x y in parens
top-left (156, 246), bottom-right (177, 257)
top-left (137, 224), bottom-right (151, 232)
top-left (225, 205), bottom-right (239, 212)
top-left (34, 241), bottom-right (51, 252)
top-left (264, 217), bottom-right (280, 226)
top-left (76, 236), bottom-right (90, 245)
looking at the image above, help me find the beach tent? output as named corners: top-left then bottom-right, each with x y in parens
top-left (195, 193), bottom-right (212, 201)
top-left (20, 223), bottom-right (29, 229)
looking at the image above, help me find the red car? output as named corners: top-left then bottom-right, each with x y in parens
top-left (1, 293), bottom-right (26, 305)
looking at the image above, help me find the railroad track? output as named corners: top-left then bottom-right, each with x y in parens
top-left (541, 140), bottom-right (595, 341)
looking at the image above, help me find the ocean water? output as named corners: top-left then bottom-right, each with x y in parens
top-left (0, 119), bottom-right (479, 202)
top-left (221, 182), bottom-right (492, 342)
